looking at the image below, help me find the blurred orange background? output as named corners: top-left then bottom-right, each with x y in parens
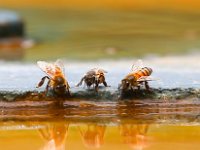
top-left (2, 0), bottom-right (200, 11)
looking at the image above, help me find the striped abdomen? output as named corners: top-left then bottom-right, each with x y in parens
top-left (133, 67), bottom-right (152, 80)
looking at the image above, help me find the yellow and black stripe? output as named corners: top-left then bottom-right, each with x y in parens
top-left (133, 67), bottom-right (152, 79)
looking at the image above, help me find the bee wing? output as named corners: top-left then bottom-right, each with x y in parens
top-left (55, 59), bottom-right (65, 76)
top-left (90, 68), bottom-right (98, 72)
top-left (90, 68), bottom-right (108, 73)
top-left (131, 59), bottom-right (144, 73)
top-left (37, 60), bottom-right (64, 78)
top-left (137, 76), bottom-right (158, 82)
top-left (98, 69), bottom-right (108, 73)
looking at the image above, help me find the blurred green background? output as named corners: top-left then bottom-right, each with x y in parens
top-left (1, 1), bottom-right (200, 61)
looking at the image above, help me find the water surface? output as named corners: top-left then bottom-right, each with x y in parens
top-left (1, 99), bottom-right (200, 150)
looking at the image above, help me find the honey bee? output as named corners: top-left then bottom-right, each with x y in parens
top-left (121, 60), bottom-right (153, 91)
top-left (76, 68), bottom-right (108, 92)
top-left (36, 60), bottom-right (70, 97)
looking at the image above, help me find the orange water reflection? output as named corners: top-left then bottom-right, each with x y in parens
top-left (78, 124), bottom-right (106, 149)
top-left (119, 124), bottom-right (149, 150)
top-left (38, 122), bottom-right (69, 150)
top-left (1, 120), bottom-right (200, 150)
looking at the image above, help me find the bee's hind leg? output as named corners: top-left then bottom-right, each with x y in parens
top-left (76, 77), bottom-right (85, 87)
top-left (145, 81), bottom-right (150, 91)
top-left (66, 82), bottom-right (71, 97)
top-left (66, 88), bottom-right (71, 97)
top-left (36, 76), bottom-right (50, 88)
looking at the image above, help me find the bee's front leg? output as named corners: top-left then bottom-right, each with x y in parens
top-left (103, 81), bottom-right (108, 87)
top-left (102, 76), bottom-right (110, 87)
top-left (36, 76), bottom-right (50, 88)
top-left (95, 85), bottom-right (99, 92)
top-left (45, 80), bottom-right (51, 95)
top-left (130, 86), bottom-right (134, 92)
top-left (95, 80), bottom-right (99, 92)
top-left (136, 82), bottom-right (142, 90)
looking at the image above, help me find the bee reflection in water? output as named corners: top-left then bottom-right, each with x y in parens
top-left (38, 122), bottom-right (69, 150)
top-left (78, 124), bottom-right (106, 149)
top-left (119, 124), bottom-right (149, 150)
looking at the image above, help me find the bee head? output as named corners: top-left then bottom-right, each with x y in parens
top-left (54, 76), bottom-right (67, 95)
top-left (92, 69), bottom-right (107, 82)
top-left (95, 72), bottom-right (105, 82)
top-left (121, 79), bottom-right (129, 90)
top-left (121, 76), bottom-right (135, 90)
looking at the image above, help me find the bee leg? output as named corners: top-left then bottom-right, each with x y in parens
top-left (103, 81), bottom-right (108, 87)
top-left (76, 77), bottom-right (85, 87)
top-left (137, 86), bottom-right (141, 90)
top-left (67, 88), bottom-right (71, 97)
top-left (95, 80), bottom-right (99, 92)
top-left (145, 81), bottom-right (150, 90)
top-left (131, 86), bottom-right (134, 92)
top-left (36, 76), bottom-right (50, 88)
top-left (45, 80), bottom-right (51, 95)
top-left (66, 82), bottom-right (71, 96)
top-left (95, 85), bottom-right (99, 92)
top-left (66, 81), bottom-right (70, 89)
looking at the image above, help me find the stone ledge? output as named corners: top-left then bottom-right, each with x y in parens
top-left (0, 88), bottom-right (200, 102)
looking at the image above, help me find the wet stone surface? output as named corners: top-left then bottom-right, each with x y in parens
top-left (0, 88), bottom-right (200, 103)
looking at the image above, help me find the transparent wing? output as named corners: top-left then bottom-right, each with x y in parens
top-left (37, 60), bottom-right (64, 78)
top-left (98, 68), bottom-right (108, 73)
top-left (131, 59), bottom-right (144, 73)
top-left (137, 76), bottom-right (158, 82)
top-left (90, 68), bottom-right (108, 73)
top-left (55, 59), bottom-right (65, 76)
top-left (90, 68), bottom-right (98, 72)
